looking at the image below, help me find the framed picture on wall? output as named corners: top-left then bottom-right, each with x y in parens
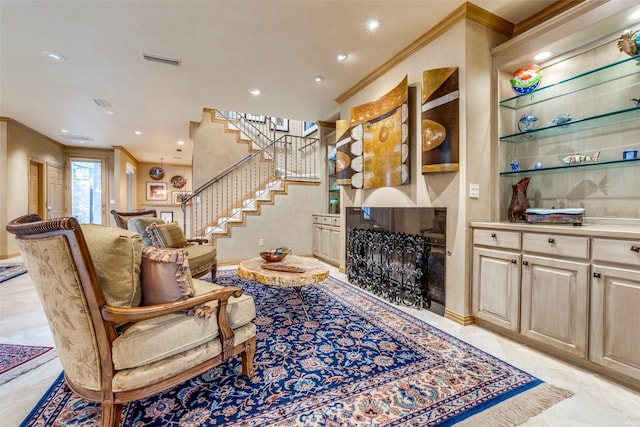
top-left (146, 182), bottom-right (167, 201)
top-left (246, 114), bottom-right (265, 123)
top-left (302, 121), bottom-right (317, 136)
top-left (159, 211), bottom-right (173, 223)
top-left (173, 191), bottom-right (193, 205)
top-left (270, 117), bottom-right (289, 132)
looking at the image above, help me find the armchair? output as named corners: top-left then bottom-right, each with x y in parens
top-left (111, 209), bottom-right (217, 280)
top-left (6, 215), bottom-right (255, 427)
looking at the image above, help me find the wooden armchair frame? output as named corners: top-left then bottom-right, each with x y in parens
top-left (7, 214), bottom-right (254, 427)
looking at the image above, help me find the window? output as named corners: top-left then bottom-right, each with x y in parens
top-left (70, 159), bottom-right (103, 224)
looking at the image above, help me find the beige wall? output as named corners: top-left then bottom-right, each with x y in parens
top-left (135, 162), bottom-right (193, 226)
top-left (0, 118), bottom-right (65, 258)
top-left (338, 20), bottom-right (507, 318)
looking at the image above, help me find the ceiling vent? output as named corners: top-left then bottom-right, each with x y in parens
top-left (93, 98), bottom-right (112, 108)
top-left (57, 134), bottom-right (94, 142)
top-left (142, 53), bottom-right (181, 67)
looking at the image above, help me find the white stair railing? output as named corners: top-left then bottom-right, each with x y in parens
top-left (181, 110), bottom-right (320, 239)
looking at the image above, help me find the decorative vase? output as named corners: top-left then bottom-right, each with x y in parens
top-left (508, 177), bottom-right (531, 222)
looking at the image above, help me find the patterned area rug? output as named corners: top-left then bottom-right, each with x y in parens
top-left (0, 344), bottom-right (56, 385)
top-left (20, 271), bottom-right (572, 426)
top-left (0, 263), bottom-right (28, 283)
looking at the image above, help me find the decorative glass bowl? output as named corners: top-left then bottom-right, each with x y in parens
top-left (510, 65), bottom-right (542, 95)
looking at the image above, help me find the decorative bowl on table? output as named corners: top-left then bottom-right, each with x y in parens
top-left (260, 246), bottom-right (291, 262)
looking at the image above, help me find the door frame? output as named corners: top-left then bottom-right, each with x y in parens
top-left (67, 154), bottom-right (109, 224)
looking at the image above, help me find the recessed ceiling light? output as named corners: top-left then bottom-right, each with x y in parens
top-left (314, 75), bottom-right (325, 83)
top-left (61, 129), bottom-right (68, 133)
top-left (366, 19), bottom-right (380, 31)
top-left (534, 51), bottom-right (552, 61)
top-left (41, 51), bottom-right (66, 62)
top-left (248, 88), bottom-right (261, 96)
top-left (134, 130), bottom-right (142, 135)
top-left (336, 53), bottom-right (348, 62)
top-left (177, 140), bottom-right (185, 145)
top-left (629, 9), bottom-right (640, 20)
top-left (105, 110), bottom-right (118, 115)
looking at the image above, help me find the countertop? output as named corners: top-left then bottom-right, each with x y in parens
top-left (470, 221), bottom-right (640, 240)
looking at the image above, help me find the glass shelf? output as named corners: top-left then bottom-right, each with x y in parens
top-left (499, 107), bottom-right (640, 142)
top-left (499, 157), bottom-right (640, 176)
top-left (499, 55), bottom-right (640, 109)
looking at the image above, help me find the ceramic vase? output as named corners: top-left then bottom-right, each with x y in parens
top-left (508, 177), bottom-right (531, 222)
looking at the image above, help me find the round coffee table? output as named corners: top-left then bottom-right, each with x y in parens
top-left (237, 255), bottom-right (329, 319)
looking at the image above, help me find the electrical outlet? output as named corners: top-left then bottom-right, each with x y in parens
top-left (469, 183), bottom-right (480, 198)
top-left (259, 238), bottom-right (264, 246)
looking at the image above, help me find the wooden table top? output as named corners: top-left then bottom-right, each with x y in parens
top-left (236, 255), bottom-right (329, 287)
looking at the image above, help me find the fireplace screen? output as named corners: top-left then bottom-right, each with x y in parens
top-left (346, 207), bottom-right (445, 313)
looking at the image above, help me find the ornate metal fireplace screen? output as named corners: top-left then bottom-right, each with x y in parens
top-left (346, 228), bottom-right (431, 309)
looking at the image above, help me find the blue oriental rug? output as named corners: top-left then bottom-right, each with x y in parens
top-left (21, 271), bottom-right (572, 426)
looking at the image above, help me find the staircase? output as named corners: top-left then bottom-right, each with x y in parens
top-left (181, 110), bottom-right (320, 240)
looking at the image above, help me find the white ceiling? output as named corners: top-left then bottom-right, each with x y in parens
top-left (1, 0), bottom-right (557, 166)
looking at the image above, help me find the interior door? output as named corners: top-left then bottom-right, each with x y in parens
top-left (29, 160), bottom-right (45, 218)
top-left (46, 163), bottom-right (65, 219)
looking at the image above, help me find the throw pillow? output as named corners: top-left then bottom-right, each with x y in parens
top-left (140, 246), bottom-right (212, 318)
top-left (127, 217), bottom-right (166, 246)
top-left (145, 222), bottom-right (189, 248)
top-left (81, 224), bottom-right (142, 307)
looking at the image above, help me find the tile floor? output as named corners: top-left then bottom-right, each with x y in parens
top-left (1, 259), bottom-right (639, 427)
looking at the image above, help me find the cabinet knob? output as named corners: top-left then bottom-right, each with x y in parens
top-left (631, 246), bottom-right (640, 253)
top-left (593, 272), bottom-right (601, 278)
top-left (511, 259), bottom-right (517, 264)
top-left (491, 233), bottom-right (497, 238)
top-left (548, 238), bottom-right (555, 244)
top-left (522, 260), bottom-right (529, 266)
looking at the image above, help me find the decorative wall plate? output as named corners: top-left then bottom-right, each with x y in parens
top-left (170, 175), bottom-right (187, 189)
top-left (149, 167), bottom-right (164, 180)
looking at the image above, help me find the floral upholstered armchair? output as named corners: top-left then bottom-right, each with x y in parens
top-left (6, 215), bottom-right (255, 427)
top-left (111, 209), bottom-right (217, 280)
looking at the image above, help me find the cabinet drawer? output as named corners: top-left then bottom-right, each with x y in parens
top-left (321, 216), bottom-right (332, 225)
top-left (331, 217), bottom-right (340, 227)
top-left (523, 233), bottom-right (589, 259)
top-left (312, 215), bottom-right (323, 224)
top-left (473, 229), bottom-right (521, 250)
top-left (592, 238), bottom-right (640, 267)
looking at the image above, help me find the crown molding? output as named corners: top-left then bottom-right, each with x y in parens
top-left (513, 0), bottom-right (585, 37)
top-left (335, 2), bottom-right (513, 104)
top-left (1, 117), bottom-right (65, 148)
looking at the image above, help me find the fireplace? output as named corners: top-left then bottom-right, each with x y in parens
top-left (346, 207), bottom-right (446, 315)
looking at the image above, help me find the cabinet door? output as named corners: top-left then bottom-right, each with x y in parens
top-left (312, 224), bottom-right (322, 256)
top-left (590, 265), bottom-right (640, 381)
top-left (321, 227), bottom-right (331, 259)
top-left (521, 255), bottom-right (589, 358)
top-left (330, 226), bottom-right (340, 265)
top-left (472, 247), bottom-right (521, 331)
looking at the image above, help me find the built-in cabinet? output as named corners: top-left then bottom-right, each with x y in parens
top-left (520, 233), bottom-right (590, 358)
top-left (471, 223), bottom-right (640, 388)
top-left (472, 230), bottom-right (521, 331)
top-left (589, 238), bottom-right (640, 380)
top-left (312, 214), bottom-right (340, 266)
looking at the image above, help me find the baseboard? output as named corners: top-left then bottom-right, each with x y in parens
top-left (0, 253), bottom-right (21, 260)
top-left (444, 309), bottom-right (476, 326)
